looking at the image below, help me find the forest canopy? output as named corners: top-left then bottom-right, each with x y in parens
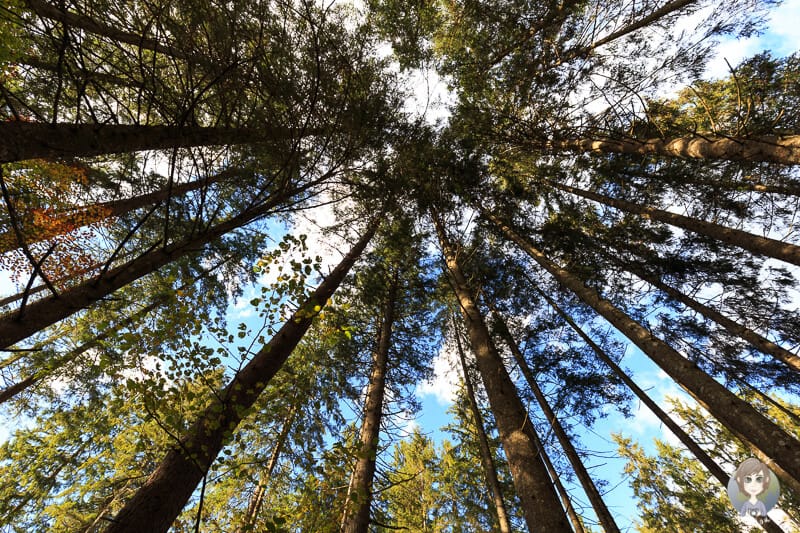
top-left (0, 0), bottom-right (799, 531)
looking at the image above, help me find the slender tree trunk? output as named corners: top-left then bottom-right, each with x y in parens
top-left (103, 217), bottom-right (379, 533)
top-left (531, 285), bottom-right (789, 533)
top-left (0, 184), bottom-right (298, 349)
top-left (452, 318), bottom-right (512, 533)
top-left (492, 313), bottom-right (621, 533)
top-left (0, 123), bottom-right (319, 163)
top-left (236, 406), bottom-right (297, 533)
top-left (0, 168), bottom-right (238, 254)
top-left (610, 256), bottom-right (800, 372)
top-left (24, 0), bottom-right (192, 60)
top-left (588, 0), bottom-right (697, 50)
top-left (432, 210), bottom-right (572, 532)
top-left (544, 134), bottom-right (800, 165)
top-left (0, 255), bottom-right (231, 404)
top-left (549, 179), bottom-right (800, 266)
top-left (341, 272), bottom-right (398, 533)
top-left (527, 414), bottom-right (588, 533)
top-left (480, 207), bottom-right (800, 488)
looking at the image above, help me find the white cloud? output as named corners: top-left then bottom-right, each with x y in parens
top-left (706, 0), bottom-right (800, 79)
top-left (417, 341), bottom-right (461, 406)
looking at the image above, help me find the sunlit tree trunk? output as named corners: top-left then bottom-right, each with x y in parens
top-left (236, 406), bottom-right (296, 533)
top-left (544, 134), bottom-right (800, 165)
top-left (480, 206), bottom-right (800, 488)
top-left (452, 318), bottom-right (512, 533)
top-left (103, 217), bottom-right (380, 533)
top-left (341, 272), bottom-right (398, 533)
top-left (549, 179), bottom-right (800, 266)
top-left (432, 210), bottom-right (572, 532)
top-left (492, 312), bottom-right (621, 533)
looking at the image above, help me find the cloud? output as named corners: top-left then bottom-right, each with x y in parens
top-left (417, 342), bottom-right (461, 406)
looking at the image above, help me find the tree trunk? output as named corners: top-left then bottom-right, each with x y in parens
top-left (493, 312), bottom-right (621, 533)
top-left (341, 272), bottom-right (398, 533)
top-left (545, 134), bottom-right (800, 165)
top-left (432, 210), bottom-right (572, 533)
top-left (103, 217), bottom-right (379, 533)
top-left (549, 179), bottom-right (800, 266)
top-left (0, 190), bottom-right (296, 349)
top-left (0, 168), bottom-right (239, 254)
top-left (531, 285), bottom-right (789, 533)
top-left (452, 318), bottom-right (513, 533)
top-left (24, 0), bottom-right (192, 60)
top-left (480, 207), bottom-right (800, 488)
top-left (0, 123), bottom-right (319, 163)
top-left (236, 406), bottom-right (297, 533)
top-left (0, 255), bottom-right (232, 404)
top-left (611, 256), bottom-right (800, 372)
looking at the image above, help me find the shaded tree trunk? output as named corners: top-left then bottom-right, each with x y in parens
top-left (236, 406), bottom-right (297, 533)
top-left (103, 217), bottom-right (380, 533)
top-left (480, 207), bottom-right (800, 488)
top-left (432, 210), bottom-right (572, 533)
top-left (341, 271), bottom-right (398, 533)
top-left (549, 179), bottom-right (800, 266)
top-left (0, 255), bottom-right (232, 404)
top-left (544, 134), bottom-right (800, 165)
top-left (492, 312), bottom-right (621, 533)
top-left (0, 123), bottom-right (319, 163)
top-left (452, 318), bottom-right (512, 533)
top-left (0, 185), bottom-right (300, 349)
top-left (0, 167), bottom-right (239, 254)
top-left (531, 285), bottom-right (789, 533)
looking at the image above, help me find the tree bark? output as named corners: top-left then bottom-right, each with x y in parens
top-left (0, 168), bottom-right (239, 254)
top-left (341, 272), bottom-right (398, 533)
top-left (0, 255), bottom-right (231, 404)
top-left (531, 282), bottom-right (793, 533)
top-left (24, 0), bottom-right (192, 60)
top-left (432, 210), bottom-right (572, 533)
top-left (480, 207), bottom-right (800, 488)
top-left (493, 313), bottom-right (621, 533)
top-left (236, 406), bottom-right (297, 533)
top-left (103, 217), bottom-right (379, 533)
top-left (549, 179), bottom-right (800, 266)
top-left (0, 186), bottom-right (296, 349)
top-left (545, 134), bottom-right (800, 165)
top-left (0, 123), bottom-right (319, 163)
top-left (452, 318), bottom-right (513, 533)
top-left (610, 256), bottom-right (800, 372)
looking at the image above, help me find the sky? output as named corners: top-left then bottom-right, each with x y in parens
top-left (1, 0), bottom-right (799, 530)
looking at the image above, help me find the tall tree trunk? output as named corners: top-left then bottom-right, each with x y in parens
top-left (549, 179), bottom-right (800, 266)
top-left (0, 255), bottom-right (232, 404)
top-left (452, 318), bottom-right (513, 533)
top-left (103, 217), bottom-right (380, 533)
top-left (607, 254), bottom-right (800, 372)
top-left (0, 168), bottom-right (239, 254)
top-left (492, 312), bottom-right (622, 533)
top-left (479, 207), bottom-right (800, 488)
top-left (432, 210), bottom-right (572, 532)
top-left (0, 123), bottom-right (319, 163)
top-left (532, 285), bottom-right (790, 533)
top-left (0, 186), bottom-right (300, 349)
top-left (544, 134), bottom-right (800, 165)
top-left (236, 406), bottom-right (297, 533)
top-left (24, 0), bottom-right (196, 61)
top-left (341, 271), bottom-right (398, 533)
